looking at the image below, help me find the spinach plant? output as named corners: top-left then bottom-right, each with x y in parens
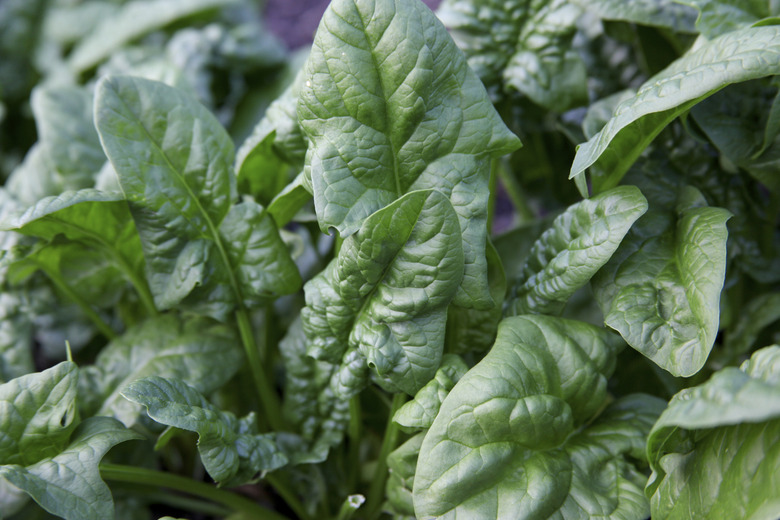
top-left (1, 0), bottom-right (779, 519)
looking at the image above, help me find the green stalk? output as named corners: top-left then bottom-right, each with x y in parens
top-left (496, 159), bottom-right (534, 224)
top-left (43, 268), bottom-right (117, 340)
top-left (265, 473), bottom-right (314, 520)
top-left (100, 464), bottom-right (287, 520)
top-left (336, 495), bottom-right (366, 520)
top-left (347, 395), bottom-right (362, 491)
top-left (235, 307), bottom-right (286, 432)
top-left (364, 393), bottom-right (407, 519)
top-left (487, 157), bottom-right (499, 232)
top-left (111, 482), bottom-right (232, 517)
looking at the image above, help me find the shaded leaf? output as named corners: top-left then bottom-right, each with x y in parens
top-left (676, 0), bottom-right (776, 37)
top-left (572, 0), bottom-right (698, 32)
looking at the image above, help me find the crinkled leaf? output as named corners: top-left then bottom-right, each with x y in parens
top-left (95, 75), bottom-right (300, 320)
top-left (438, 0), bottom-right (587, 109)
top-left (302, 190), bottom-right (463, 397)
top-left (570, 25), bottom-right (780, 196)
top-left (386, 433), bottom-right (424, 517)
top-left (572, 0), bottom-right (698, 32)
top-left (69, 0), bottom-right (239, 73)
top-left (506, 186), bottom-right (648, 316)
top-left (0, 293), bottom-right (34, 384)
top-left (0, 362), bottom-right (78, 466)
top-left (677, 0), bottom-right (776, 37)
top-left (393, 354), bottom-right (468, 432)
top-left (414, 315), bottom-right (664, 519)
top-left (122, 376), bottom-right (287, 487)
top-left (80, 315), bottom-right (242, 427)
top-left (592, 186), bottom-right (730, 377)
top-left (298, 0), bottom-right (520, 309)
top-left (647, 346), bottom-right (780, 520)
top-left (0, 417), bottom-right (141, 520)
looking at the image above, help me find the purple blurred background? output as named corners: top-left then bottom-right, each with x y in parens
top-left (264, 0), bottom-right (443, 49)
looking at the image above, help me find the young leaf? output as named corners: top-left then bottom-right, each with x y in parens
top-left (386, 433), bottom-right (424, 518)
top-left (413, 315), bottom-right (664, 519)
top-left (646, 346), bottom-right (780, 520)
top-left (79, 315), bottom-right (242, 426)
top-left (122, 376), bottom-right (287, 487)
top-left (0, 362), bottom-right (78, 466)
top-left (438, 0), bottom-right (587, 109)
top-left (0, 417), bottom-right (141, 520)
top-left (95, 75), bottom-right (301, 320)
top-left (301, 190), bottom-right (464, 397)
top-left (570, 25), bottom-right (780, 195)
top-left (505, 186), bottom-right (648, 316)
top-left (298, 0), bottom-right (520, 309)
top-left (592, 186), bottom-right (730, 377)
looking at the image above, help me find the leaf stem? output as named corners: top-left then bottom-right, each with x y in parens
top-left (235, 307), bottom-right (286, 432)
top-left (100, 463), bottom-right (287, 520)
top-left (43, 268), bottom-right (117, 340)
top-left (496, 159), bottom-right (534, 224)
top-left (364, 392), bottom-right (406, 519)
top-left (336, 495), bottom-right (366, 520)
top-left (265, 473), bottom-right (314, 520)
top-left (347, 395), bottom-right (362, 491)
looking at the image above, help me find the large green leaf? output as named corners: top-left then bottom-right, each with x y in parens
top-left (505, 186), bottom-right (648, 316)
top-left (592, 186), bottom-right (730, 377)
top-left (69, 0), bottom-right (239, 73)
top-left (571, 0), bottom-right (698, 32)
top-left (301, 190), bottom-right (463, 397)
top-left (95, 75), bottom-right (300, 320)
top-left (570, 25), bottom-right (780, 196)
top-left (0, 417), bottom-right (141, 520)
top-left (438, 0), bottom-right (587, 109)
top-left (122, 376), bottom-right (287, 487)
top-left (298, 0), bottom-right (520, 309)
top-left (646, 346), bottom-right (780, 520)
top-left (413, 315), bottom-right (664, 519)
top-left (79, 315), bottom-right (242, 426)
top-left (0, 362), bottom-right (78, 466)
top-left (677, 0), bottom-right (776, 37)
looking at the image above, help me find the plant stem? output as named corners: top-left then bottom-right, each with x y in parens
top-left (347, 395), bottom-right (362, 491)
top-left (265, 473), bottom-right (313, 520)
top-left (235, 307), bottom-right (286, 432)
top-left (111, 482), bottom-right (232, 517)
top-left (364, 393), bottom-right (406, 519)
top-left (100, 463), bottom-right (287, 520)
top-left (44, 269), bottom-right (117, 340)
top-left (487, 157), bottom-right (499, 232)
top-left (496, 160), bottom-right (534, 224)
top-left (336, 495), bottom-right (366, 520)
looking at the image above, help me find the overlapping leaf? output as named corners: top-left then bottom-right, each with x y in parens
top-left (571, 0), bottom-right (698, 32)
top-left (298, 0), bottom-right (520, 309)
top-left (677, 0), bottom-right (777, 37)
top-left (301, 190), bottom-right (463, 397)
top-left (646, 346), bottom-right (780, 519)
top-left (414, 315), bottom-right (664, 519)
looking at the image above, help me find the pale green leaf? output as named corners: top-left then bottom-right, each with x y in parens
top-left (386, 433), bottom-right (424, 517)
top-left (506, 186), bottom-right (648, 316)
top-left (570, 25), bottom-right (780, 195)
top-left (413, 315), bottom-right (663, 519)
top-left (301, 190), bottom-right (463, 397)
top-left (646, 346), bottom-right (780, 520)
top-left (572, 0), bottom-right (698, 32)
top-left (122, 376), bottom-right (287, 486)
top-left (0, 417), bottom-right (141, 520)
top-left (676, 0), bottom-right (775, 37)
top-left (0, 293), bottom-right (34, 384)
top-left (0, 362), bottom-right (78, 466)
top-left (592, 187), bottom-right (730, 377)
top-left (298, 0), bottom-right (520, 309)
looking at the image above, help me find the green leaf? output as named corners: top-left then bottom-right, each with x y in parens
top-left (393, 354), bottom-right (468, 432)
top-left (267, 173), bottom-right (314, 227)
top-left (676, 0), bottom-right (776, 37)
top-left (386, 433), bottom-right (424, 517)
top-left (723, 292), bottom-right (780, 362)
top-left (95, 75), bottom-right (300, 320)
top-left (122, 376), bottom-right (287, 487)
top-left (0, 362), bottom-right (78, 466)
top-left (413, 315), bottom-right (664, 519)
top-left (592, 186), bottom-right (730, 377)
top-left (646, 346), bottom-right (780, 520)
top-left (570, 25), bottom-right (780, 195)
top-left (80, 315), bottom-right (242, 427)
top-left (0, 417), bottom-right (141, 520)
top-left (0, 293), bottom-right (34, 384)
top-left (572, 0), bottom-right (698, 32)
top-left (298, 0), bottom-right (520, 309)
top-left (505, 186), bottom-right (648, 316)
top-left (438, 0), bottom-right (587, 109)
top-left (302, 190), bottom-right (464, 397)
top-left (69, 0), bottom-right (240, 73)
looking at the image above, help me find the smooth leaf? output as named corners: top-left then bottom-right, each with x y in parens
top-left (69, 0), bottom-right (239, 73)
top-left (386, 433), bottom-right (424, 517)
top-left (95, 75), bottom-right (301, 320)
top-left (646, 346), bottom-right (780, 520)
top-left (0, 417), bottom-right (141, 520)
top-left (592, 186), bottom-right (730, 377)
top-left (505, 186), bottom-right (648, 316)
top-left (570, 25), bottom-right (780, 195)
top-left (302, 190), bottom-right (463, 397)
top-left (298, 0), bottom-right (520, 309)
top-left (676, 0), bottom-right (775, 37)
top-left (122, 376), bottom-right (287, 487)
top-left (79, 315), bottom-right (242, 427)
top-left (413, 315), bottom-right (664, 519)
top-left (0, 362), bottom-right (78, 466)
top-left (572, 0), bottom-right (698, 32)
